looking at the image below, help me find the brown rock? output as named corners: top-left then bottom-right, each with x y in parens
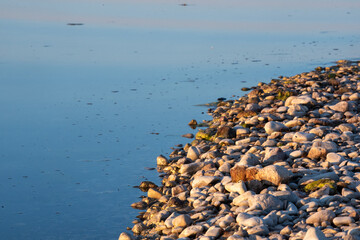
top-left (308, 147), bottom-right (327, 159)
top-left (230, 165), bottom-right (258, 182)
top-left (216, 126), bottom-right (235, 139)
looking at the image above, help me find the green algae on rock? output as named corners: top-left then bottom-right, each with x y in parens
top-left (304, 179), bottom-right (336, 193)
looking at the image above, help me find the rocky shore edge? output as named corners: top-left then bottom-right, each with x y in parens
top-left (120, 60), bottom-right (360, 240)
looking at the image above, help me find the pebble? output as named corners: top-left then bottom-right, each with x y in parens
top-left (125, 60), bottom-right (360, 239)
top-left (264, 121), bottom-right (287, 134)
top-left (306, 210), bottom-right (335, 226)
top-left (179, 225), bottom-right (203, 238)
top-left (332, 216), bottom-right (354, 226)
top-left (303, 227), bottom-right (328, 240)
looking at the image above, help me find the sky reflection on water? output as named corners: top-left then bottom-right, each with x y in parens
top-left (0, 0), bottom-right (359, 239)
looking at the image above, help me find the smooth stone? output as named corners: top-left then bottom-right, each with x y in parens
top-left (172, 214), bottom-right (192, 228)
top-left (225, 181), bottom-right (247, 194)
top-left (306, 210), bottom-right (335, 226)
top-left (238, 153), bottom-right (260, 166)
top-left (236, 213), bottom-right (264, 228)
top-left (132, 223), bottom-right (145, 235)
top-left (187, 146), bottom-right (201, 160)
top-left (285, 95), bottom-right (315, 106)
top-left (326, 152), bottom-right (344, 165)
top-left (256, 165), bottom-right (292, 186)
top-left (262, 139), bottom-right (278, 147)
top-left (349, 92), bottom-right (360, 101)
top-left (247, 194), bottom-right (283, 213)
top-left (179, 225), bottom-right (203, 238)
top-left (285, 119), bottom-right (303, 128)
top-left (287, 104), bottom-right (308, 117)
top-left (303, 227), bottom-right (328, 240)
top-left (329, 101), bottom-right (349, 112)
top-left (263, 147), bottom-right (287, 165)
top-left (262, 210), bottom-right (278, 226)
top-left (179, 162), bottom-right (203, 174)
top-left (148, 188), bottom-right (162, 199)
top-left (312, 140), bottom-right (338, 152)
top-left (219, 162), bottom-right (231, 173)
top-left (290, 150), bottom-right (303, 158)
top-left (285, 202), bottom-right (299, 214)
top-left (280, 226), bottom-right (292, 235)
top-left (333, 216), bottom-right (354, 226)
top-left (232, 191), bottom-right (255, 206)
top-left (292, 132), bottom-right (316, 142)
top-left (324, 132), bottom-right (341, 141)
top-left (165, 212), bottom-right (180, 228)
top-left (191, 176), bottom-right (219, 188)
top-left (157, 155), bottom-right (169, 166)
top-left (264, 121), bottom-right (287, 134)
top-left (204, 226), bottom-right (222, 238)
top-left (271, 190), bottom-right (300, 204)
top-left (247, 225), bottom-right (269, 236)
top-left (119, 232), bottom-right (134, 240)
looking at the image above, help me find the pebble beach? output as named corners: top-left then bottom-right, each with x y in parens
top-left (120, 60), bottom-right (360, 240)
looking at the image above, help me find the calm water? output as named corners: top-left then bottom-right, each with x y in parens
top-left (0, 0), bottom-right (359, 239)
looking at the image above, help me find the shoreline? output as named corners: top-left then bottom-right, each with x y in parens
top-left (121, 60), bottom-right (360, 240)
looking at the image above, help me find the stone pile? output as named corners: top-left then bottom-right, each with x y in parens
top-left (121, 60), bottom-right (360, 240)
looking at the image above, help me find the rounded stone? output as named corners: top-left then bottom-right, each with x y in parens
top-left (333, 216), bottom-right (354, 226)
top-left (172, 214), bottom-right (192, 228)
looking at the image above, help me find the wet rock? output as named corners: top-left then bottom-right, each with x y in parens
top-left (132, 223), bottom-right (145, 235)
top-left (119, 232), bottom-right (134, 240)
top-left (182, 133), bottom-right (194, 138)
top-left (157, 155), bottom-right (169, 166)
top-left (139, 181), bottom-right (158, 191)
